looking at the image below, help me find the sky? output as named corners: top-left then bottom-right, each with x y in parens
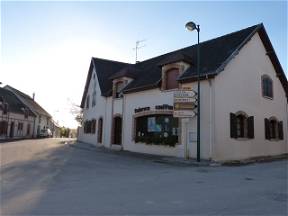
top-left (1, 1), bottom-right (287, 128)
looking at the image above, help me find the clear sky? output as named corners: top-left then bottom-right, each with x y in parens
top-left (1, 1), bottom-right (287, 128)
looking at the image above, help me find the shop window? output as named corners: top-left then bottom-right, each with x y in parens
top-left (0, 121), bottom-right (8, 135)
top-left (135, 114), bottom-right (178, 146)
top-left (98, 118), bottom-right (103, 143)
top-left (230, 112), bottom-right (254, 139)
top-left (265, 117), bottom-right (283, 140)
top-left (262, 75), bottom-right (273, 99)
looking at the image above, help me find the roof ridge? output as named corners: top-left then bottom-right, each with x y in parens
top-left (92, 57), bottom-right (132, 65)
top-left (136, 23), bottom-right (261, 64)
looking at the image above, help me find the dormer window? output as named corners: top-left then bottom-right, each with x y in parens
top-left (262, 75), bottom-right (273, 99)
top-left (166, 68), bottom-right (179, 90)
top-left (114, 81), bottom-right (125, 98)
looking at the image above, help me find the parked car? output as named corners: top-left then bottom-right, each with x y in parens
top-left (38, 128), bottom-right (52, 138)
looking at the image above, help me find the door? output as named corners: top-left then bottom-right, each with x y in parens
top-left (113, 116), bottom-right (122, 145)
top-left (9, 122), bottom-right (14, 138)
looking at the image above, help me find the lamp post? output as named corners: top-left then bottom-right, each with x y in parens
top-left (185, 21), bottom-right (201, 162)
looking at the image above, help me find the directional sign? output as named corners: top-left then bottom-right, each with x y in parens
top-left (173, 110), bottom-right (197, 118)
top-left (173, 89), bottom-right (198, 118)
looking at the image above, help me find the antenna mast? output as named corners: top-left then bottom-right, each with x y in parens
top-left (133, 39), bottom-right (146, 63)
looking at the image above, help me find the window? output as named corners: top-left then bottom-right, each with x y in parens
top-left (86, 95), bottom-right (90, 109)
top-left (164, 68), bottom-right (179, 90)
top-left (83, 120), bottom-right (96, 134)
top-left (114, 81), bottom-right (125, 98)
top-left (135, 114), bottom-right (178, 146)
top-left (18, 122), bottom-right (23, 131)
top-left (92, 79), bottom-right (97, 107)
top-left (91, 119), bottom-right (96, 134)
top-left (27, 124), bottom-right (30, 135)
top-left (39, 116), bottom-right (42, 124)
top-left (230, 112), bottom-right (254, 139)
top-left (98, 118), bottom-right (103, 143)
top-left (262, 75), bottom-right (273, 98)
top-left (265, 118), bottom-right (284, 140)
top-left (0, 121), bottom-right (8, 135)
top-left (24, 109), bottom-right (29, 119)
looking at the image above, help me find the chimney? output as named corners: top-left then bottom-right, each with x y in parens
top-left (32, 93), bottom-right (35, 100)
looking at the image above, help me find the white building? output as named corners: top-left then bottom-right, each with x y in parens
top-left (77, 24), bottom-right (288, 161)
top-left (4, 85), bottom-right (54, 138)
top-left (0, 87), bottom-right (35, 140)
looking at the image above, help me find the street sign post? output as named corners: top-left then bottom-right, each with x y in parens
top-left (173, 89), bottom-right (197, 118)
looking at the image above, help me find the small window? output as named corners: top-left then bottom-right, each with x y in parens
top-left (230, 112), bottom-right (254, 139)
top-left (164, 68), bottom-right (179, 90)
top-left (114, 81), bottom-right (124, 98)
top-left (86, 95), bottom-right (90, 109)
top-left (265, 118), bottom-right (284, 140)
top-left (18, 123), bottom-right (23, 131)
top-left (98, 118), bottom-right (103, 143)
top-left (262, 75), bottom-right (273, 99)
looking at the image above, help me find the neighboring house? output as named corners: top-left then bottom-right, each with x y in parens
top-left (0, 87), bottom-right (36, 140)
top-left (78, 23), bottom-right (288, 161)
top-left (4, 85), bottom-right (53, 138)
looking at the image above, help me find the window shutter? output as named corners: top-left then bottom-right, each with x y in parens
top-left (230, 113), bottom-right (237, 138)
top-left (247, 116), bottom-right (254, 139)
top-left (265, 118), bottom-right (270, 140)
top-left (278, 121), bottom-right (284, 140)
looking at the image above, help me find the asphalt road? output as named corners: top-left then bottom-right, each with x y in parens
top-left (1, 139), bottom-right (287, 215)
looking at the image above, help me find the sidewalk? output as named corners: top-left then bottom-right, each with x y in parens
top-left (69, 141), bottom-right (218, 167)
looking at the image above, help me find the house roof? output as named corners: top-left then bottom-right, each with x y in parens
top-left (80, 23), bottom-right (287, 108)
top-left (0, 87), bottom-right (35, 116)
top-left (4, 85), bottom-right (52, 118)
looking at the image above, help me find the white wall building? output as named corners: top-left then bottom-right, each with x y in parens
top-left (0, 87), bottom-right (35, 140)
top-left (4, 85), bottom-right (54, 138)
top-left (78, 24), bottom-right (288, 161)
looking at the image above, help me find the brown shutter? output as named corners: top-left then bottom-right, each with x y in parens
top-left (278, 121), bottom-right (283, 140)
top-left (230, 113), bottom-right (237, 138)
top-left (247, 116), bottom-right (254, 139)
top-left (265, 118), bottom-right (270, 140)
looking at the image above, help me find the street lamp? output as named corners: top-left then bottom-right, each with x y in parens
top-left (185, 21), bottom-right (201, 162)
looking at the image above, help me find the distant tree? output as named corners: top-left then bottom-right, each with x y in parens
top-left (70, 102), bottom-right (83, 126)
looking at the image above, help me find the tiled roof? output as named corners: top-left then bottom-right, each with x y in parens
top-left (4, 85), bottom-right (51, 117)
top-left (0, 87), bottom-right (35, 116)
top-left (80, 23), bottom-right (287, 107)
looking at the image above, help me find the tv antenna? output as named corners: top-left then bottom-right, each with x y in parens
top-left (133, 39), bottom-right (146, 63)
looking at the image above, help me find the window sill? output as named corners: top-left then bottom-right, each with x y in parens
top-left (267, 138), bottom-right (281, 142)
top-left (233, 137), bottom-right (252, 141)
top-left (262, 95), bottom-right (273, 100)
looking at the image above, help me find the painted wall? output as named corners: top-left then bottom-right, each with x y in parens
top-left (78, 66), bottom-right (109, 146)
top-left (0, 112), bottom-right (35, 140)
top-left (213, 32), bottom-right (288, 161)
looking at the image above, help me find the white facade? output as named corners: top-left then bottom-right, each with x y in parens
top-left (78, 32), bottom-right (287, 161)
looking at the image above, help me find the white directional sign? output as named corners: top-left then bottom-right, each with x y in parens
top-left (173, 89), bottom-right (197, 118)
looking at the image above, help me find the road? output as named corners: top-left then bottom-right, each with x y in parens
top-left (1, 139), bottom-right (287, 215)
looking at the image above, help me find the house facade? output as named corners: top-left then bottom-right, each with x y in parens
top-left (0, 87), bottom-right (36, 140)
top-left (4, 85), bottom-right (54, 138)
top-left (78, 24), bottom-right (288, 161)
